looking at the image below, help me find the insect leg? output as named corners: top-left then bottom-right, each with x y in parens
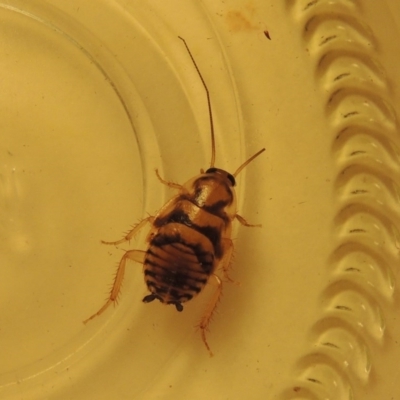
top-left (101, 216), bottom-right (154, 246)
top-left (198, 274), bottom-right (223, 357)
top-left (83, 249), bottom-right (146, 324)
top-left (220, 238), bottom-right (236, 282)
top-left (235, 213), bottom-right (262, 228)
top-left (155, 169), bottom-right (184, 190)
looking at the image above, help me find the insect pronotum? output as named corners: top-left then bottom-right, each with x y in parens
top-left (84, 36), bottom-right (265, 356)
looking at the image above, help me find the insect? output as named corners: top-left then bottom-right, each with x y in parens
top-left (84, 36), bottom-right (265, 356)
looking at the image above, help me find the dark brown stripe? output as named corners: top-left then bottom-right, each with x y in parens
top-left (144, 264), bottom-right (204, 290)
top-left (150, 232), bottom-right (214, 273)
top-left (152, 209), bottom-right (222, 258)
top-left (145, 249), bottom-right (210, 281)
top-left (144, 263), bottom-right (208, 285)
top-left (203, 200), bottom-right (231, 217)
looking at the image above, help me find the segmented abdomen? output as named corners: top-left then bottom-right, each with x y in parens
top-left (143, 193), bottom-right (232, 308)
top-left (144, 223), bottom-right (214, 304)
top-left (144, 223), bottom-right (215, 305)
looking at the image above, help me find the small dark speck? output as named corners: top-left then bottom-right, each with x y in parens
top-left (346, 267), bottom-right (360, 272)
top-left (349, 228), bottom-right (366, 233)
top-left (322, 342), bottom-right (339, 349)
top-left (304, 0), bottom-right (318, 11)
top-left (351, 189), bottom-right (368, 194)
top-left (336, 305), bottom-right (351, 311)
top-left (343, 111), bottom-right (359, 118)
top-left (334, 72), bottom-right (351, 81)
top-left (320, 35), bottom-right (337, 45)
top-left (350, 150), bottom-right (366, 156)
top-left (308, 378), bottom-right (322, 384)
top-left (264, 30), bottom-right (271, 40)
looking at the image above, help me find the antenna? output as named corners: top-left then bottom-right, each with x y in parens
top-left (233, 148), bottom-right (266, 177)
top-left (178, 36), bottom-right (216, 168)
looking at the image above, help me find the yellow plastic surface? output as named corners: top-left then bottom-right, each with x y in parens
top-left (1, 1), bottom-right (400, 399)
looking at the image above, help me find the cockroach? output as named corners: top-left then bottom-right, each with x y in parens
top-left (84, 36), bottom-right (265, 356)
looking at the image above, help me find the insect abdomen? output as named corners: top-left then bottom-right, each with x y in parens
top-left (144, 223), bottom-right (215, 307)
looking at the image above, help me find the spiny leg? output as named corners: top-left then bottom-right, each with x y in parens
top-left (198, 274), bottom-right (223, 357)
top-left (102, 216), bottom-right (154, 246)
top-left (220, 238), bottom-right (237, 283)
top-left (83, 249), bottom-right (146, 324)
top-left (235, 213), bottom-right (262, 228)
top-left (155, 169), bottom-right (184, 190)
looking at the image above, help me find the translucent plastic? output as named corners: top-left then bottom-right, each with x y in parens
top-left (1, 1), bottom-right (400, 399)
